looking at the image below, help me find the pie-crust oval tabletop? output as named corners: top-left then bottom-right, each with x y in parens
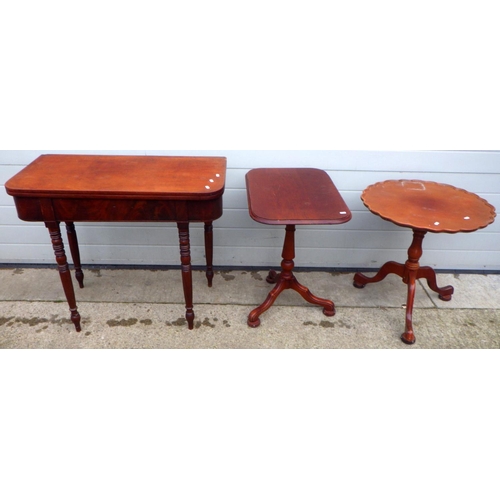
top-left (361, 179), bottom-right (496, 234)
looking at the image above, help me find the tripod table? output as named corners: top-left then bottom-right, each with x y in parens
top-left (353, 179), bottom-right (496, 344)
top-left (245, 168), bottom-right (352, 327)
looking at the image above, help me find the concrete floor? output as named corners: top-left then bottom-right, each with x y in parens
top-left (1, 267), bottom-right (499, 348)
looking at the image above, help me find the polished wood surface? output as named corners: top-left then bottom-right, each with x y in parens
top-left (354, 179), bottom-right (496, 344)
top-left (6, 154), bottom-right (227, 331)
top-left (361, 179), bottom-right (496, 233)
top-left (246, 168), bottom-right (351, 327)
top-left (246, 168), bottom-right (352, 225)
top-left (6, 154), bottom-right (226, 200)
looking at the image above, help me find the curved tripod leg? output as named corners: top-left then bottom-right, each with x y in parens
top-left (417, 266), bottom-right (454, 301)
top-left (353, 261), bottom-right (405, 288)
top-left (400, 229), bottom-right (426, 344)
top-left (401, 271), bottom-right (417, 345)
top-left (290, 277), bottom-right (335, 317)
top-left (248, 279), bottom-right (287, 327)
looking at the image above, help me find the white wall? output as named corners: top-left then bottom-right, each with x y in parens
top-left (1, 150), bottom-right (499, 271)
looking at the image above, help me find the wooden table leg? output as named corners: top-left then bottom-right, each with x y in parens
top-left (399, 230), bottom-right (426, 344)
top-left (204, 222), bottom-right (214, 287)
top-left (45, 221), bottom-right (82, 332)
top-left (353, 261), bottom-right (405, 288)
top-left (65, 222), bottom-right (85, 289)
top-left (178, 222), bottom-right (195, 330)
top-left (417, 266), bottom-right (454, 301)
top-left (248, 225), bottom-right (335, 327)
top-left (354, 229), bottom-right (454, 344)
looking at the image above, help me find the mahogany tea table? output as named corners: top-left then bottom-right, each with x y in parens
top-left (353, 179), bottom-right (496, 345)
top-left (5, 154), bottom-right (227, 331)
top-left (245, 168), bottom-right (352, 327)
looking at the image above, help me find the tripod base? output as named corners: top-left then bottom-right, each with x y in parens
top-left (353, 230), bottom-right (454, 344)
top-left (248, 226), bottom-right (335, 328)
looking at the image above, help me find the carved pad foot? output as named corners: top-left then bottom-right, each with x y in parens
top-left (401, 332), bottom-right (416, 345)
top-left (353, 278), bottom-right (366, 289)
top-left (323, 307), bottom-right (336, 317)
top-left (439, 293), bottom-right (453, 302)
top-left (266, 270), bottom-right (278, 284)
top-left (247, 316), bottom-right (261, 328)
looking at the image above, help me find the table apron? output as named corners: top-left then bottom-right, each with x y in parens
top-left (13, 196), bottom-right (223, 223)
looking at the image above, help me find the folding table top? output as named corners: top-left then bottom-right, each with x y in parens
top-left (6, 154), bottom-right (227, 200)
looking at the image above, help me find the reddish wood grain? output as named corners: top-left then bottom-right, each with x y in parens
top-left (6, 154), bottom-right (226, 200)
top-left (245, 168), bottom-right (351, 327)
top-left (5, 154), bottom-right (227, 331)
top-left (354, 179), bottom-right (496, 345)
top-left (361, 179), bottom-right (496, 233)
top-left (246, 168), bottom-right (352, 225)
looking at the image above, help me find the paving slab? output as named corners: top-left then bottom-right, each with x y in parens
top-left (419, 273), bottom-right (500, 309)
top-left (1, 268), bottom-right (499, 349)
top-left (1, 301), bottom-right (499, 349)
top-left (0, 268), bottom-right (434, 308)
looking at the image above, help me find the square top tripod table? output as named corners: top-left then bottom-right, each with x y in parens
top-left (245, 168), bottom-right (352, 327)
top-left (5, 154), bottom-right (227, 331)
top-left (353, 179), bottom-right (496, 345)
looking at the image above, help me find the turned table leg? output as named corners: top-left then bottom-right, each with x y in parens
top-left (178, 222), bottom-right (195, 330)
top-left (248, 225), bottom-right (335, 327)
top-left (65, 221), bottom-right (85, 289)
top-left (45, 221), bottom-right (82, 332)
top-left (204, 222), bottom-right (214, 287)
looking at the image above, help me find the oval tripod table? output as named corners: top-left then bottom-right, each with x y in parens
top-left (245, 168), bottom-right (352, 327)
top-left (353, 180), bottom-right (496, 345)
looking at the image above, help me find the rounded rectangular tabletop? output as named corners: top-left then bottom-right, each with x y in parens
top-left (246, 168), bottom-right (352, 225)
top-left (5, 154), bottom-right (227, 200)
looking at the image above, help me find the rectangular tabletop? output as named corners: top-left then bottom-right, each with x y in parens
top-left (6, 155), bottom-right (227, 223)
top-left (5, 154), bottom-right (227, 200)
top-left (246, 168), bottom-right (352, 225)
top-left (4, 154), bottom-right (228, 332)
